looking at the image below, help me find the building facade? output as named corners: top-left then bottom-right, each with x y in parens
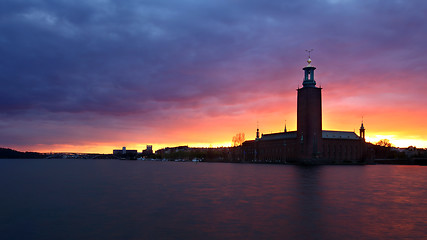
top-left (241, 58), bottom-right (368, 164)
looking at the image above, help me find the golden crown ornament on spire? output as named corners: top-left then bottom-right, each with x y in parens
top-left (305, 49), bottom-right (314, 66)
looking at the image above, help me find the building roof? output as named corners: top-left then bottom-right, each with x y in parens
top-left (322, 130), bottom-right (360, 140)
top-left (261, 131), bottom-right (297, 141)
top-left (251, 130), bottom-right (360, 141)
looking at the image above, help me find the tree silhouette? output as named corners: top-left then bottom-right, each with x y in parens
top-left (232, 133), bottom-right (245, 147)
top-left (376, 139), bottom-right (393, 147)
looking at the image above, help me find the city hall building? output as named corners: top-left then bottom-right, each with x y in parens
top-left (241, 58), bottom-right (368, 164)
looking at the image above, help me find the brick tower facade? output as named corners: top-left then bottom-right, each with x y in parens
top-left (297, 58), bottom-right (322, 160)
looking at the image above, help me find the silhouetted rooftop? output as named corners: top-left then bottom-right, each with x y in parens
top-left (261, 131), bottom-right (297, 141)
top-left (322, 130), bottom-right (359, 140)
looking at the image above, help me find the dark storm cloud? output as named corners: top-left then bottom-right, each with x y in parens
top-left (1, 0), bottom-right (427, 147)
top-left (1, 0), bottom-right (295, 115)
top-left (0, 0), bottom-right (422, 113)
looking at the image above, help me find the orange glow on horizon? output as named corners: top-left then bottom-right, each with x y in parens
top-left (12, 129), bottom-right (427, 155)
top-left (7, 73), bottom-right (427, 153)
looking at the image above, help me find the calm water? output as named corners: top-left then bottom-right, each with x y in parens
top-left (0, 159), bottom-right (426, 240)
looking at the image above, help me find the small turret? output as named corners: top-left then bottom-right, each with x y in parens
top-left (359, 121), bottom-right (365, 140)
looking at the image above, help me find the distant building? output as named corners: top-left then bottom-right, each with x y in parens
top-left (155, 146), bottom-right (189, 156)
top-left (241, 57), bottom-right (369, 164)
top-left (155, 146), bottom-right (232, 162)
top-left (142, 145), bottom-right (153, 156)
top-left (113, 147), bottom-right (137, 155)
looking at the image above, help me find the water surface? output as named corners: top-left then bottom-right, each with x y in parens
top-left (0, 159), bottom-right (426, 239)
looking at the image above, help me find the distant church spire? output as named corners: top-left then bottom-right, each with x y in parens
top-left (359, 118), bottom-right (365, 140)
top-left (302, 49), bottom-right (317, 87)
top-left (284, 120), bottom-right (287, 133)
top-left (256, 121), bottom-right (260, 140)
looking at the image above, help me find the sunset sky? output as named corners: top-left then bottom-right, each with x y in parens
top-left (1, 0), bottom-right (427, 153)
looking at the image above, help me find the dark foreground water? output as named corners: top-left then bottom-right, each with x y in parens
top-left (0, 159), bottom-right (426, 240)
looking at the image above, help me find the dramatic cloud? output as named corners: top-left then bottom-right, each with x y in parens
top-left (1, 0), bottom-right (426, 152)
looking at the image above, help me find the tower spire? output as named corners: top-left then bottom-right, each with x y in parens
top-left (256, 121), bottom-right (260, 140)
top-left (305, 49), bottom-right (314, 58)
top-left (284, 120), bottom-right (287, 132)
top-left (359, 117), bottom-right (365, 140)
top-left (302, 49), bottom-right (317, 87)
